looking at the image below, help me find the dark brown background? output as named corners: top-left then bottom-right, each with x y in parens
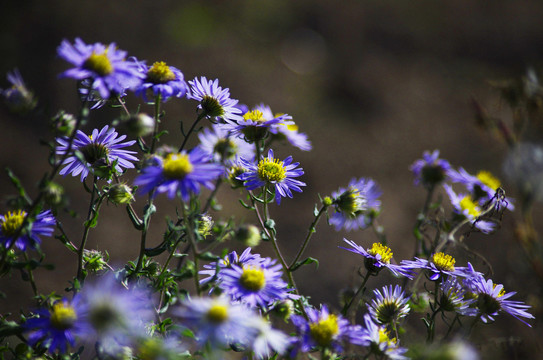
top-left (1, 1), bottom-right (542, 358)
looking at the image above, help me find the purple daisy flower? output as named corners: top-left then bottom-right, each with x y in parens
top-left (444, 184), bottom-right (496, 234)
top-left (330, 178), bottom-right (382, 231)
top-left (175, 296), bottom-right (258, 348)
top-left (351, 314), bottom-right (408, 359)
top-left (237, 149), bottom-right (305, 204)
top-left (367, 285), bottom-right (410, 325)
top-left (218, 256), bottom-right (291, 309)
top-left (57, 38), bottom-right (143, 99)
top-left (134, 147), bottom-right (224, 201)
top-left (410, 149), bottom-right (451, 187)
top-left (188, 76), bottom-right (243, 123)
top-left (134, 59), bottom-right (188, 102)
top-left (290, 304), bottom-right (355, 353)
top-left (448, 167), bottom-right (514, 211)
top-left (340, 239), bottom-right (414, 278)
top-left (401, 252), bottom-right (477, 281)
top-left (249, 317), bottom-right (290, 359)
top-left (1, 68), bottom-right (37, 114)
top-left (199, 247), bottom-right (262, 286)
top-left (439, 277), bottom-right (478, 316)
top-left (56, 125), bottom-right (138, 181)
top-left (223, 104), bottom-right (294, 143)
top-left (471, 276), bottom-right (534, 327)
top-left (77, 274), bottom-right (154, 352)
top-left (24, 297), bottom-right (88, 354)
top-left (196, 123), bottom-right (254, 163)
top-left (0, 209), bottom-right (55, 251)
top-left (270, 121), bottom-right (312, 151)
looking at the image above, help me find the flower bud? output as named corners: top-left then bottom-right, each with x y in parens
top-left (234, 224), bottom-right (261, 247)
top-left (42, 181), bottom-right (65, 207)
top-left (197, 214), bottom-right (214, 239)
top-left (51, 111), bottom-right (76, 137)
top-left (107, 184), bottom-right (135, 205)
top-left (83, 249), bottom-right (109, 272)
top-left (123, 113), bottom-right (155, 137)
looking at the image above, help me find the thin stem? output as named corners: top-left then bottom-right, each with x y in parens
top-left (150, 94), bottom-right (162, 154)
top-left (182, 202), bottom-right (201, 295)
top-left (179, 113), bottom-right (206, 152)
top-left (77, 177), bottom-right (106, 283)
top-left (22, 252), bottom-right (38, 298)
top-left (0, 96), bottom-right (90, 269)
top-left (341, 271), bottom-right (371, 317)
top-left (289, 203), bottom-right (329, 269)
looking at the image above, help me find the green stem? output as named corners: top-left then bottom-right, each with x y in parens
top-left (77, 177), bottom-right (106, 283)
top-left (179, 112), bottom-right (206, 152)
top-left (134, 196), bottom-right (155, 274)
top-left (341, 271), bottom-right (371, 317)
top-left (289, 203), bottom-right (329, 269)
top-left (182, 202), bottom-right (201, 295)
top-left (22, 252), bottom-right (38, 298)
top-left (0, 97), bottom-right (90, 269)
top-left (150, 94), bottom-right (162, 154)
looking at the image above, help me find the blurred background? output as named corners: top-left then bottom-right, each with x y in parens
top-left (1, 0), bottom-right (543, 358)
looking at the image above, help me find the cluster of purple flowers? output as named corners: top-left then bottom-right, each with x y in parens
top-left (410, 150), bottom-right (513, 233)
top-left (1, 37), bottom-right (536, 360)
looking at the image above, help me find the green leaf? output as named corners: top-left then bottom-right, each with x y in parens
top-left (290, 257), bottom-right (319, 272)
top-left (198, 252), bottom-right (219, 261)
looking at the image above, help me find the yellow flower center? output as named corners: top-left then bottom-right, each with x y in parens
top-left (460, 196), bottom-right (481, 217)
top-left (83, 51), bottom-right (113, 76)
top-left (239, 266), bottom-right (266, 291)
top-left (243, 110), bottom-right (266, 123)
top-left (146, 61), bottom-right (176, 84)
top-left (476, 170), bottom-right (501, 190)
top-left (257, 158), bottom-right (286, 182)
top-left (138, 338), bottom-right (162, 360)
top-left (493, 284), bottom-right (506, 297)
top-left (50, 302), bottom-right (77, 330)
top-left (368, 243), bottom-right (393, 264)
top-left (431, 252), bottom-right (455, 271)
top-left (309, 315), bottom-right (339, 347)
top-left (162, 153), bottom-right (193, 179)
top-left (206, 303), bottom-right (229, 323)
top-left (1, 210), bottom-right (26, 236)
